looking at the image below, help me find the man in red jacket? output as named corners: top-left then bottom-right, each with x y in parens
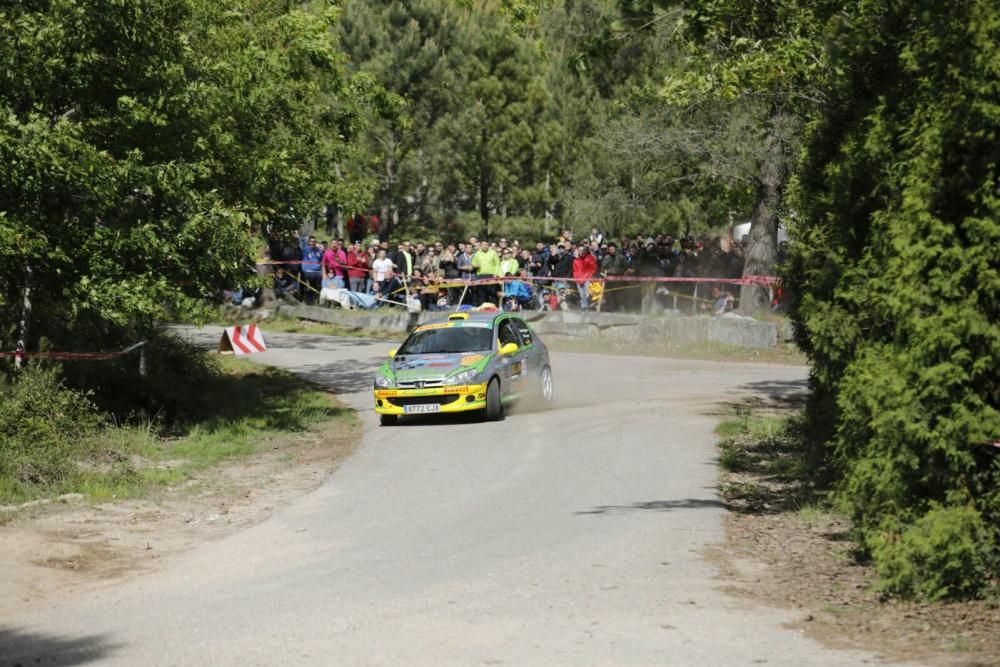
top-left (572, 244), bottom-right (598, 310)
top-left (346, 242), bottom-right (370, 293)
top-left (323, 239), bottom-right (349, 287)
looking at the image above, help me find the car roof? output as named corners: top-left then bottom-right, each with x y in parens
top-left (422, 311), bottom-right (515, 327)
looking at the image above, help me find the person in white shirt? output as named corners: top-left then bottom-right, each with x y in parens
top-left (371, 249), bottom-right (395, 296)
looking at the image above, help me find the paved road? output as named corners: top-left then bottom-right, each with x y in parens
top-left (1, 330), bottom-right (893, 666)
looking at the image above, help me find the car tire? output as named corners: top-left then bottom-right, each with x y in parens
top-left (380, 414), bottom-right (398, 427)
top-left (485, 377), bottom-right (503, 421)
top-left (539, 366), bottom-right (554, 403)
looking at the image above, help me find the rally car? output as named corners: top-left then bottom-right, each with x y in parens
top-left (372, 311), bottom-right (554, 425)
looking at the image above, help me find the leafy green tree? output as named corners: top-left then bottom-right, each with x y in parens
top-left (0, 0), bottom-right (378, 352)
top-left (337, 0), bottom-right (464, 237)
top-left (340, 1), bottom-right (558, 239)
top-left (787, 0), bottom-right (1000, 597)
top-left (434, 4), bottom-right (557, 235)
top-left (612, 0), bottom-right (832, 310)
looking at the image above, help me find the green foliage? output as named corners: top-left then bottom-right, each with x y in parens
top-left (0, 0), bottom-right (383, 352)
top-left (58, 331), bottom-right (226, 426)
top-left (787, 0), bottom-right (1000, 598)
top-left (0, 367), bottom-right (103, 496)
top-left (871, 505), bottom-right (995, 601)
top-left (0, 349), bottom-right (350, 504)
top-left (338, 0), bottom-right (557, 235)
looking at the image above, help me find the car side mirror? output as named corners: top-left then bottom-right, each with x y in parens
top-left (388, 348), bottom-right (397, 358)
top-left (499, 342), bottom-right (518, 356)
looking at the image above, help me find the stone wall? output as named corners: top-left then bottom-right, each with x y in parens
top-left (272, 304), bottom-right (779, 350)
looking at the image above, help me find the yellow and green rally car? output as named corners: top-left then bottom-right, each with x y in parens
top-left (373, 311), bottom-right (553, 425)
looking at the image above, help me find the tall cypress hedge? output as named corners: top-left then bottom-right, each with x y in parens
top-left (786, 0), bottom-right (1000, 599)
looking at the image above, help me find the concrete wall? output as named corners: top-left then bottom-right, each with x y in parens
top-left (272, 304), bottom-right (779, 350)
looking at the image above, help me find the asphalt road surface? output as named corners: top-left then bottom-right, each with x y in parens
top-left (1, 329), bottom-right (898, 666)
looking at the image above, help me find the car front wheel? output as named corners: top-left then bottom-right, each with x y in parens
top-left (485, 378), bottom-right (503, 421)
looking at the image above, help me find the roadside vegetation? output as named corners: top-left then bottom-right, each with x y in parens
top-left (2, 0), bottom-right (995, 601)
top-left (0, 336), bottom-right (352, 507)
top-left (715, 407), bottom-right (1000, 663)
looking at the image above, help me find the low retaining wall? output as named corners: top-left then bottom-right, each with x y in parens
top-left (272, 304), bottom-right (779, 350)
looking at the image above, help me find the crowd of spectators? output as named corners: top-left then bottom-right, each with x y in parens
top-left (258, 226), bottom-right (764, 314)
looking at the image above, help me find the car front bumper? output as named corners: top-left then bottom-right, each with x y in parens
top-left (373, 383), bottom-right (488, 415)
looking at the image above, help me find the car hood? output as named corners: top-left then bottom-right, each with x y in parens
top-left (390, 352), bottom-right (491, 382)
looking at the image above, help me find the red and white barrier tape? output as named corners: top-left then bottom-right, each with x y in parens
top-left (0, 341), bottom-right (146, 361)
top-left (257, 259), bottom-right (778, 287)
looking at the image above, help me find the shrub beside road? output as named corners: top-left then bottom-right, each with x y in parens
top-left (0, 340), bottom-right (355, 508)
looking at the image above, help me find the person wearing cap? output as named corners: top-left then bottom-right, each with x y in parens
top-left (499, 248), bottom-right (519, 278)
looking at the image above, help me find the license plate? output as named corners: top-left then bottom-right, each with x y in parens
top-left (404, 404), bottom-right (441, 414)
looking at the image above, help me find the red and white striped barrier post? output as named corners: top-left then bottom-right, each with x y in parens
top-left (218, 324), bottom-right (268, 356)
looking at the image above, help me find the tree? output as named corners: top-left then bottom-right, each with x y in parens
top-left (0, 0), bottom-right (380, 352)
top-left (339, 0), bottom-right (557, 239)
top-left (786, 0), bottom-right (1000, 597)
top-left (617, 0), bottom-right (832, 311)
top-left (337, 0), bottom-right (462, 237)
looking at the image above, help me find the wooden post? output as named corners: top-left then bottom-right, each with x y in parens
top-left (456, 282), bottom-right (470, 310)
top-left (596, 272), bottom-right (607, 313)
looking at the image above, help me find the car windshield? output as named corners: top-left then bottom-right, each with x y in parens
top-left (397, 326), bottom-right (493, 355)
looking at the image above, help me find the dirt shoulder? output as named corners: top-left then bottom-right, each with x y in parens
top-left (0, 412), bottom-right (360, 618)
top-left (714, 513), bottom-right (999, 666)
top-left (711, 407), bottom-right (999, 666)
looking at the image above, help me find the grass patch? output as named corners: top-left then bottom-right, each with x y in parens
top-left (796, 503), bottom-right (833, 524)
top-left (0, 356), bottom-right (353, 506)
top-left (819, 604), bottom-right (850, 616)
top-left (715, 406), bottom-right (828, 513)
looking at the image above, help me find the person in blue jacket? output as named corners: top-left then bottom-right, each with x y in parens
top-left (502, 269), bottom-right (534, 311)
top-left (299, 234), bottom-right (323, 304)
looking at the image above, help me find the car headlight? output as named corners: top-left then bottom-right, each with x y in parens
top-left (444, 369), bottom-right (478, 386)
top-left (374, 372), bottom-right (395, 388)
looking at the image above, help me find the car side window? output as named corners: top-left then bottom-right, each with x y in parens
top-left (512, 318), bottom-right (532, 346)
top-left (497, 319), bottom-right (519, 347)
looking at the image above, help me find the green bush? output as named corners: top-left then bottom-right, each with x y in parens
top-left (786, 1), bottom-right (1000, 598)
top-left (872, 505), bottom-right (994, 601)
top-left (0, 367), bottom-right (103, 497)
top-left (58, 331), bottom-right (225, 429)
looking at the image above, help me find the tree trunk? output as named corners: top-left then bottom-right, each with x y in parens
top-left (739, 123), bottom-right (785, 315)
top-left (382, 147), bottom-right (396, 241)
top-left (15, 265), bottom-right (31, 371)
top-left (479, 128), bottom-right (490, 238)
